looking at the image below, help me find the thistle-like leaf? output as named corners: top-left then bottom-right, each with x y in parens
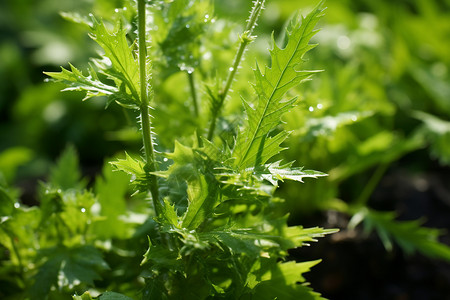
top-left (252, 259), bottom-right (325, 300)
top-left (89, 18), bottom-right (141, 101)
top-left (350, 208), bottom-right (450, 261)
top-left (44, 63), bottom-right (119, 101)
top-left (255, 160), bottom-right (328, 186)
top-left (45, 18), bottom-right (147, 109)
top-left (233, 2), bottom-right (325, 170)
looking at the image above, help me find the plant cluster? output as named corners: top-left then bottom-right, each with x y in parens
top-left (1, 0), bottom-right (338, 299)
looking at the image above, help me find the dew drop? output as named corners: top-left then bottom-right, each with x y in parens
top-left (185, 24), bottom-right (190, 29)
top-left (81, 208), bottom-right (86, 213)
top-left (43, 78), bottom-right (50, 83)
top-left (309, 106), bottom-right (314, 112)
top-left (229, 67), bottom-right (234, 72)
top-left (351, 116), bottom-right (357, 121)
top-left (163, 157), bottom-right (168, 162)
top-left (14, 203), bottom-right (20, 208)
top-left (205, 14), bottom-right (210, 19)
top-left (114, 8), bottom-right (119, 13)
top-left (123, 7), bottom-right (127, 11)
top-left (317, 103), bottom-right (323, 109)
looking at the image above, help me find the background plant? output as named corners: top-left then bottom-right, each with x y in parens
top-left (0, 0), bottom-right (341, 299)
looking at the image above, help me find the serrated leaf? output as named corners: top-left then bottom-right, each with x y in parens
top-left (182, 172), bottom-right (219, 230)
top-left (412, 110), bottom-right (450, 165)
top-left (352, 208), bottom-right (450, 261)
top-left (89, 18), bottom-right (141, 102)
top-left (99, 292), bottom-right (135, 300)
top-left (93, 163), bottom-right (131, 239)
top-left (44, 63), bottom-right (118, 101)
top-left (160, 197), bottom-right (180, 228)
top-left (110, 152), bottom-right (146, 178)
top-left (49, 145), bottom-right (86, 190)
top-left (73, 291), bottom-right (135, 300)
top-left (73, 291), bottom-right (94, 300)
top-left (200, 229), bottom-right (277, 257)
top-left (233, 3), bottom-right (325, 170)
top-left (30, 245), bottom-right (109, 300)
top-left (254, 161), bottom-right (328, 186)
top-left (282, 225), bottom-right (338, 249)
top-left (159, 142), bottom-right (221, 230)
top-left (252, 259), bottom-right (325, 300)
top-left (45, 18), bottom-right (145, 109)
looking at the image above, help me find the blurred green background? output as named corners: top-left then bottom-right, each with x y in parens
top-left (1, 0), bottom-right (450, 299)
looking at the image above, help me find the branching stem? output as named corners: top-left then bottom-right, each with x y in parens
top-left (138, 0), bottom-right (161, 216)
top-left (207, 0), bottom-right (265, 141)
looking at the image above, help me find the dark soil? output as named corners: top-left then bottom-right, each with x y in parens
top-left (291, 163), bottom-right (450, 300)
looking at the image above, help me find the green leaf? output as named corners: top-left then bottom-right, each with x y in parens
top-left (160, 197), bottom-right (180, 228)
top-left (254, 161), bottom-right (328, 186)
top-left (159, 142), bottom-right (221, 230)
top-left (92, 163), bottom-right (131, 239)
top-left (99, 292), bottom-right (135, 300)
top-left (329, 131), bottom-right (425, 182)
top-left (252, 259), bottom-right (325, 300)
top-left (73, 291), bottom-right (134, 300)
top-left (297, 111), bottom-right (374, 141)
top-left (73, 291), bottom-right (94, 300)
top-left (91, 19), bottom-right (139, 97)
top-left (233, 3), bottom-right (325, 170)
top-left (0, 185), bottom-right (15, 217)
top-left (110, 152), bottom-right (146, 179)
top-left (282, 225), bottom-right (338, 249)
top-left (89, 18), bottom-right (142, 102)
top-left (45, 17), bottom-right (144, 109)
top-left (350, 208), bottom-right (450, 261)
top-left (30, 245), bottom-right (109, 300)
top-left (413, 111), bottom-right (450, 165)
top-left (44, 63), bottom-right (118, 101)
top-left (182, 172), bottom-right (219, 230)
top-left (49, 145), bottom-right (86, 190)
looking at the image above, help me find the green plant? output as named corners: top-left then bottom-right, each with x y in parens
top-left (1, 0), bottom-right (337, 299)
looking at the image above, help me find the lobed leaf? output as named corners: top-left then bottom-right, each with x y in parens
top-left (350, 208), bottom-right (450, 261)
top-left (254, 160), bottom-right (328, 186)
top-left (30, 246), bottom-right (109, 300)
top-left (233, 2), bottom-right (325, 170)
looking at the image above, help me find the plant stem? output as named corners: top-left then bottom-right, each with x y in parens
top-left (187, 72), bottom-right (199, 118)
top-left (187, 72), bottom-right (203, 145)
top-left (138, 0), bottom-right (161, 216)
top-left (355, 163), bottom-right (390, 207)
top-left (207, 0), bottom-right (265, 141)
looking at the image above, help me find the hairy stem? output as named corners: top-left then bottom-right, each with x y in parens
top-left (207, 0), bottom-right (265, 141)
top-left (138, 0), bottom-right (161, 216)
